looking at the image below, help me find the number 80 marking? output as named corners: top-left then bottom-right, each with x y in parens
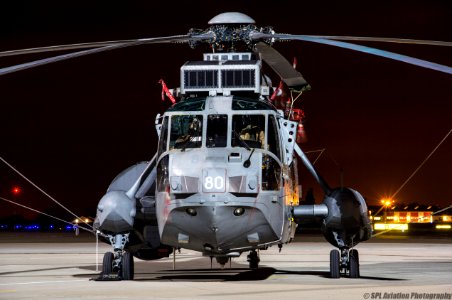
top-left (204, 176), bottom-right (224, 190)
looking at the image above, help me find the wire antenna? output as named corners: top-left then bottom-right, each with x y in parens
top-left (0, 156), bottom-right (93, 230)
top-left (391, 129), bottom-right (452, 199)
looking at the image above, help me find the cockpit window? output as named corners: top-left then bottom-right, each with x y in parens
top-left (207, 115), bottom-right (228, 148)
top-left (267, 115), bottom-right (281, 159)
top-left (169, 115), bottom-right (203, 150)
top-left (231, 115), bottom-right (265, 149)
top-left (158, 116), bottom-right (169, 156)
top-left (232, 97), bottom-right (275, 111)
top-left (167, 97), bottom-right (206, 112)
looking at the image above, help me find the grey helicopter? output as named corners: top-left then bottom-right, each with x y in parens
top-left (1, 12), bottom-right (451, 281)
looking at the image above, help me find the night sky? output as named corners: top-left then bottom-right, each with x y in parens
top-left (0, 1), bottom-right (451, 220)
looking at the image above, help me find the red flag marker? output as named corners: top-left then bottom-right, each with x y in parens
top-left (158, 79), bottom-right (176, 104)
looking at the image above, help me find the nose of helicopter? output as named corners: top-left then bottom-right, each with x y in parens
top-left (160, 204), bottom-right (278, 253)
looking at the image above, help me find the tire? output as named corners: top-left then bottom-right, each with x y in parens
top-left (102, 252), bottom-right (114, 275)
top-left (349, 249), bottom-right (359, 264)
top-left (121, 252), bottom-right (134, 280)
top-left (330, 249), bottom-right (340, 279)
top-left (349, 250), bottom-right (359, 278)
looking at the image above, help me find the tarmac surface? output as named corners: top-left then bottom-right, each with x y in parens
top-left (0, 232), bottom-right (451, 299)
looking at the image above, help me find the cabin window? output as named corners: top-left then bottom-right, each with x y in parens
top-left (231, 115), bottom-right (265, 149)
top-left (207, 115), bottom-right (228, 148)
top-left (169, 115), bottom-right (203, 150)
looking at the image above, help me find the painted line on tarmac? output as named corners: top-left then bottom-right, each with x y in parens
top-left (0, 279), bottom-right (86, 286)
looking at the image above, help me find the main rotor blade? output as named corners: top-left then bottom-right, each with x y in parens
top-left (0, 34), bottom-right (200, 58)
top-left (0, 34), bottom-right (213, 76)
top-left (255, 42), bottom-right (308, 89)
top-left (251, 33), bottom-right (452, 75)
top-left (301, 36), bottom-right (452, 47)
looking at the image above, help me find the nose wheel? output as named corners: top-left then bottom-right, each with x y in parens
top-left (102, 251), bottom-right (114, 275)
top-left (121, 251), bottom-right (134, 280)
top-left (100, 233), bottom-right (134, 280)
top-left (329, 248), bottom-right (360, 278)
top-left (101, 250), bottom-right (134, 280)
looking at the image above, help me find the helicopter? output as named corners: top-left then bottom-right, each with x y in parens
top-left (1, 12), bottom-right (451, 281)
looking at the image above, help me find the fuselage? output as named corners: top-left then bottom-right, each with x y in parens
top-left (155, 95), bottom-right (298, 255)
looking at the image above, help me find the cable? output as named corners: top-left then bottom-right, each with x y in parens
top-left (0, 155), bottom-right (93, 229)
top-left (371, 129), bottom-right (451, 237)
top-left (391, 129), bottom-right (452, 199)
top-left (0, 196), bottom-right (93, 234)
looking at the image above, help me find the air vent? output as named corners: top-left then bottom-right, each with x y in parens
top-left (184, 70), bottom-right (218, 89)
top-left (221, 69), bottom-right (255, 88)
top-left (180, 55), bottom-right (261, 95)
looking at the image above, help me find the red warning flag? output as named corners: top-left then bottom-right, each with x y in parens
top-left (158, 79), bottom-right (176, 104)
top-left (270, 80), bottom-right (291, 110)
top-left (270, 80), bottom-right (284, 102)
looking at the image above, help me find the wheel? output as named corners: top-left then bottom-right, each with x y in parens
top-left (247, 250), bottom-right (260, 269)
top-left (349, 249), bottom-right (359, 278)
top-left (102, 252), bottom-right (114, 275)
top-left (349, 249), bottom-right (359, 277)
top-left (330, 249), bottom-right (340, 278)
top-left (349, 249), bottom-right (359, 264)
top-left (121, 252), bottom-right (134, 280)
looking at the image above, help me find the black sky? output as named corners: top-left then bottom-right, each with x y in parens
top-left (0, 1), bottom-right (451, 220)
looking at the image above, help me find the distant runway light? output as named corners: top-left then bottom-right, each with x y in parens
top-left (12, 186), bottom-right (21, 195)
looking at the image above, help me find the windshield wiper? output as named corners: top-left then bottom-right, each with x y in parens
top-left (232, 130), bottom-right (255, 168)
top-left (233, 130), bottom-right (251, 150)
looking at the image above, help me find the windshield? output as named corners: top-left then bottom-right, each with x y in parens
top-left (169, 115), bottom-right (203, 150)
top-left (207, 115), bottom-right (228, 148)
top-left (231, 114), bottom-right (265, 149)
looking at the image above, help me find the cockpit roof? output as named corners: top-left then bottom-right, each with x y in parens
top-left (167, 96), bottom-right (277, 112)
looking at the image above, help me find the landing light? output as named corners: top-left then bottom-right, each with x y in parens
top-left (186, 208), bottom-right (197, 216)
top-left (233, 207), bottom-right (245, 216)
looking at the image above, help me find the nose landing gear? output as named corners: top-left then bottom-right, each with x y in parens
top-left (99, 233), bottom-right (134, 281)
top-left (329, 248), bottom-right (360, 278)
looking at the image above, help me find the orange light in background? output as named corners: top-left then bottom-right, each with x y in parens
top-left (380, 198), bottom-right (394, 206)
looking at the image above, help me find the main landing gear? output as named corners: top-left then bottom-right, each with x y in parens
top-left (101, 233), bottom-right (134, 280)
top-left (329, 248), bottom-right (360, 278)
